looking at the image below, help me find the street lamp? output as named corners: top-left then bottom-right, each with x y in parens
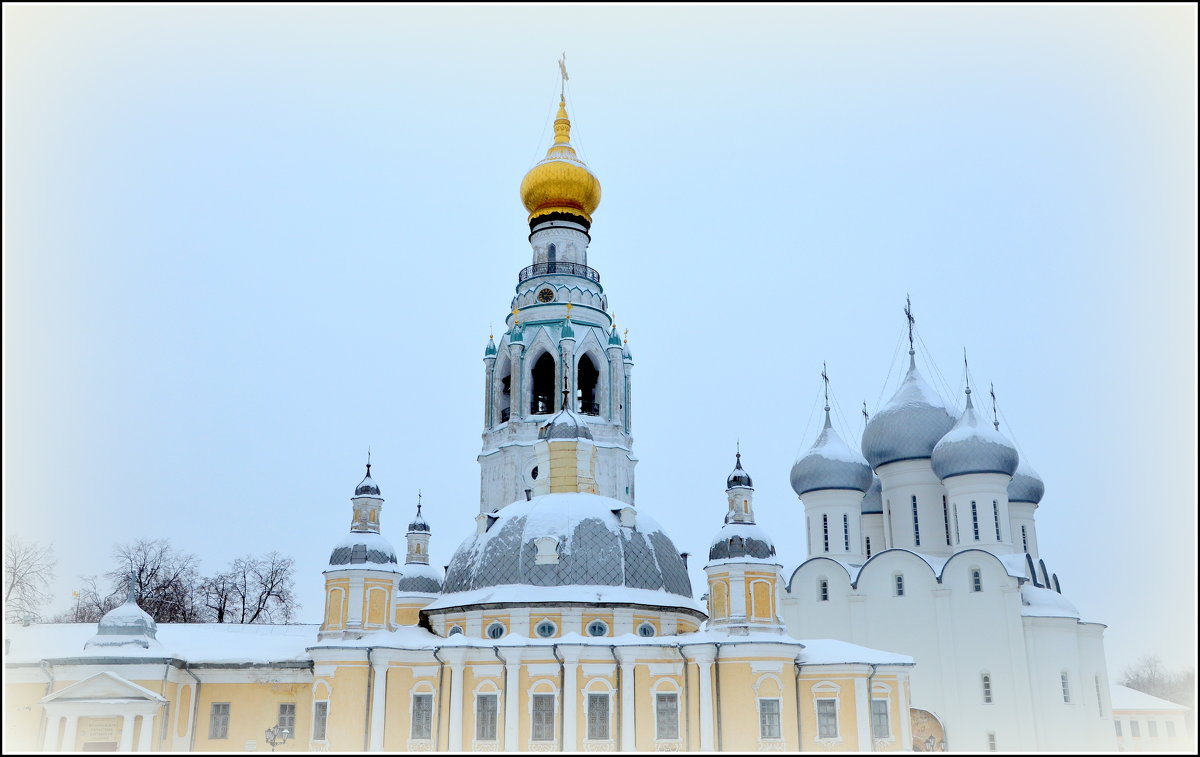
top-left (264, 724), bottom-right (291, 752)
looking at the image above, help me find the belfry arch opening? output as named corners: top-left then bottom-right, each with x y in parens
top-left (578, 354), bottom-right (600, 415)
top-left (497, 356), bottom-right (512, 423)
top-left (530, 352), bottom-right (556, 415)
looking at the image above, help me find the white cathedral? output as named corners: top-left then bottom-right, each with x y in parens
top-left (5, 77), bottom-right (1119, 753)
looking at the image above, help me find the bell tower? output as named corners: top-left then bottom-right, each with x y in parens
top-left (478, 82), bottom-right (636, 513)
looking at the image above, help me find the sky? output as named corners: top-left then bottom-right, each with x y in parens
top-left (4, 4), bottom-right (1196, 677)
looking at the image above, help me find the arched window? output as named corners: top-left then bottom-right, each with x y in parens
top-left (982, 673), bottom-right (993, 703)
top-left (993, 500), bottom-right (1002, 541)
top-left (971, 501), bottom-right (980, 540)
top-left (1021, 525), bottom-right (1029, 552)
top-left (496, 356), bottom-right (512, 423)
top-left (894, 574), bottom-right (905, 596)
top-left (972, 569), bottom-right (983, 592)
top-left (865, 536), bottom-right (872, 558)
top-left (843, 514), bottom-right (850, 551)
top-left (547, 243), bottom-right (557, 264)
top-left (536, 620), bottom-right (557, 638)
top-left (587, 620), bottom-right (609, 637)
top-left (486, 622), bottom-right (505, 639)
top-left (1060, 672), bottom-right (1071, 703)
top-left (577, 354), bottom-right (600, 415)
top-left (911, 495), bottom-right (921, 546)
top-left (943, 496), bottom-right (951, 546)
top-left (448, 625), bottom-right (463, 636)
top-left (822, 514), bottom-right (830, 553)
top-left (637, 622), bottom-right (656, 637)
top-left (530, 353), bottom-right (556, 415)
top-left (818, 579), bottom-right (829, 602)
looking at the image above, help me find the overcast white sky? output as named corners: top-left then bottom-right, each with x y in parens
top-left (4, 4), bottom-right (1196, 675)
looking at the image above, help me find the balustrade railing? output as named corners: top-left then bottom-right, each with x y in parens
top-left (518, 261), bottom-right (600, 284)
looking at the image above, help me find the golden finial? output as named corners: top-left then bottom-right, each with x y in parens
top-left (623, 328), bottom-right (629, 344)
top-left (565, 302), bottom-right (573, 318)
top-left (512, 306), bottom-right (521, 326)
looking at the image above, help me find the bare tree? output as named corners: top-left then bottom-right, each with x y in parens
top-left (4, 536), bottom-right (56, 623)
top-left (105, 539), bottom-right (205, 623)
top-left (1120, 654), bottom-right (1195, 709)
top-left (202, 552), bottom-right (298, 624)
top-left (51, 575), bottom-right (119, 623)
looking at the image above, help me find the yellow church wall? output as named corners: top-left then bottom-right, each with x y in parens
top-left (711, 579), bottom-right (730, 619)
top-left (192, 678), bottom-right (312, 752)
top-left (322, 579), bottom-right (349, 631)
top-left (309, 664), bottom-right (367, 751)
top-left (796, 672), bottom-right (864, 751)
top-left (5, 681), bottom-right (50, 751)
top-left (710, 656), bottom-right (798, 751)
top-left (548, 443), bottom-right (580, 492)
top-left (176, 683), bottom-right (192, 738)
top-left (394, 601), bottom-right (425, 626)
top-left (381, 663), bottom-right (440, 751)
top-left (528, 611), bottom-right (562, 636)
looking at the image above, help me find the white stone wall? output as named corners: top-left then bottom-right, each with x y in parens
top-left (943, 472), bottom-right (1014, 555)
top-left (875, 459), bottom-right (954, 555)
top-left (1008, 502), bottom-right (1040, 559)
top-left (798, 489), bottom-right (865, 562)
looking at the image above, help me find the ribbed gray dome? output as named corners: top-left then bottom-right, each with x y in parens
top-left (931, 390), bottom-right (1019, 480)
top-left (355, 465), bottom-right (381, 497)
top-left (441, 493), bottom-right (692, 598)
top-left (707, 522), bottom-right (776, 562)
top-left (726, 453), bottom-right (753, 489)
top-left (408, 507), bottom-right (430, 534)
top-left (539, 408), bottom-right (593, 440)
top-left (327, 531), bottom-right (400, 571)
top-left (862, 355), bottom-right (955, 469)
top-left (791, 412), bottom-right (873, 496)
top-left (860, 476), bottom-right (883, 514)
top-left (1008, 458), bottom-right (1045, 504)
top-left (396, 563), bottom-right (443, 594)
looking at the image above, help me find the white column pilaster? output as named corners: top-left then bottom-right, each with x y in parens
top-left (43, 714), bottom-right (62, 752)
top-left (499, 649), bottom-right (523, 752)
top-left (61, 715), bottom-right (79, 752)
top-left (689, 646), bottom-right (717, 752)
top-left (898, 677), bottom-right (913, 749)
top-left (136, 714), bottom-right (153, 752)
top-left (118, 714), bottom-right (135, 751)
top-left (561, 646), bottom-right (582, 751)
top-left (444, 649), bottom-right (468, 752)
top-left (369, 661), bottom-right (388, 751)
top-left (855, 676), bottom-right (871, 749)
top-left (615, 649), bottom-right (636, 752)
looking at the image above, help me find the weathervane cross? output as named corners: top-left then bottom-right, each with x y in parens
top-left (558, 53), bottom-right (569, 99)
top-left (821, 362), bottom-right (830, 410)
top-left (990, 383), bottom-right (1000, 431)
top-left (904, 294), bottom-right (915, 353)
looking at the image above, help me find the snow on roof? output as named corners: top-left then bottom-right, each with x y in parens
top-left (1109, 684), bottom-right (1190, 712)
top-left (426, 584), bottom-right (706, 615)
top-left (5, 623), bottom-right (319, 665)
top-left (796, 638), bottom-right (914, 666)
top-left (793, 548), bottom-right (1028, 586)
top-left (1019, 584), bottom-right (1079, 619)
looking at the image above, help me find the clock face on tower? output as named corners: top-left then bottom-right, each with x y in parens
top-left (537, 288), bottom-right (555, 303)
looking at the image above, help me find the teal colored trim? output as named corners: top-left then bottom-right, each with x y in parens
top-left (509, 301), bottom-right (609, 318)
top-left (521, 318), bottom-right (606, 329)
top-left (513, 275), bottom-right (605, 294)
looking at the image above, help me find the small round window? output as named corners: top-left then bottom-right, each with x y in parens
top-left (531, 466), bottom-right (539, 480)
top-left (448, 625), bottom-right (463, 636)
top-left (637, 622), bottom-right (656, 637)
top-left (586, 620), bottom-right (608, 637)
top-left (487, 622), bottom-right (506, 639)
top-left (535, 620), bottom-right (557, 638)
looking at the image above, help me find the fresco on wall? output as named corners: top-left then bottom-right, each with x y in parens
top-left (910, 708), bottom-right (947, 751)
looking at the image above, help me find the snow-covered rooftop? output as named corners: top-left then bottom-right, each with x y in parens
top-left (5, 623), bottom-right (319, 665)
top-left (1019, 584), bottom-right (1080, 619)
top-left (1108, 684), bottom-right (1190, 712)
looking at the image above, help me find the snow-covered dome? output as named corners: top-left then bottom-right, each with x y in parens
top-left (707, 522), bottom-right (777, 562)
top-left (539, 407), bottom-right (593, 440)
top-left (396, 562), bottom-right (443, 595)
top-left (931, 390), bottom-right (1019, 480)
top-left (862, 354), bottom-right (956, 469)
top-left (440, 493), bottom-right (692, 600)
top-left (327, 531), bottom-right (400, 573)
top-left (860, 476), bottom-right (883, 514)
top-left (1008, 458), bottom-right (1045, 504)
top-left (726, 453), bottom-right (753, 489)
top-left (84, 585), bottom-right (160, 651)
top-left (791, 412), bottom-right (873, 496)
top-left (355, 466), bottom-right (381, 497)
top-left (408, 507), bottom-right (430, 534)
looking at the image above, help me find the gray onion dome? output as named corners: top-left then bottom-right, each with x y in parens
top-left (791, 411), bottom-right (873, 496)
top-left (327, 531), bottom-right (400, 570)
top-left (539, 407), bottom-right (593, 440)
top-left (862, 354), bottom-right (955, 469)
top-left (727, 453), bottom-right (753, 489)
top-left (408, 506), bottom-right (430, 534)
top-left (931, 389), bottom-right (1019, 480)
top-left (355, 464), bottom-right (381, 496)
top-left (84, 581), bottom-right (160, 650)
top-left (860, 476), bottom-right (883, 514)
top-left (395, 562), bottom-right (443, 594)
top-left (1008, 458), bottom-right (1045, 504)
top-left (707, 522), bottom-right (777, 562)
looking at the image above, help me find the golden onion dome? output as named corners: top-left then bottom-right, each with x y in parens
top-left (519, 100), bottom-right (601, 226)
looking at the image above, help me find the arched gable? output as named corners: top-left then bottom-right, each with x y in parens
top-left (785, 556), bottom-right (854, 593)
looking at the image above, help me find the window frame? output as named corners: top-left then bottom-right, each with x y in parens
top-left (758, 697), bottom-right (782, 741)
top-left (209, 702), bottom-right (231, 740)
top-left (1130, 720), bottom-right (1140, 738)
top-left (587, 692), bottom-right (611, 741)
top-left (411, 693), bottom-right (434, 740)
top-left (870, 698), bottom-right (890, 739)
top-left (818, 578), bottom-right (829, 602)
top-left (816, 698), bottom-right (839, 740)
top-left (911, 495), bottom-right (921, 546)
top-left (1060, 671), bottom-right (1071, 703)
top-left (531, 693), bottom-right (556, 742)
top-left (475, 693), bottom-right (499, 742)
top-left (972, 569), bottom-right (983, 592)
top-left (535, 619), bottom-right (557, 638)
top-left (278, 702), bottom-right (296, 732)
top-left (586, 619), bottom-right (609, 637)
top-left (1148, 720), bottom-right (1158, 738)
top-left (943, 496), bottom-right (951, 545)
top-left (894, 573), bottom-right (905, 597)
top-left (654, 692), bottom-right (680, 741)
top-left (486, 621), bottom-right (506, 639)
top-left (312, 701), bottom-right (329, 742)
top-left (981, 673), bottom-right (993, 704)
top-left (971, 500), bottom-right (980, 540)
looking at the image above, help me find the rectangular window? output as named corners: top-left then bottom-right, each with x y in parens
top-left (993, 500), bottom-right (1001, 540)
top-left (871, 699), bottom-right (889, 739)
top-left (532, 694), bottom-right (556, 741)
top-left (973, 570), bottom-right (983, 592)
top-left (313, 702), bottom-right (329, 741)
top-left (655, 693), bottom-right (679, 740)
top-left (911, 495), bottom-right (920, 546)
top-left (1095, 676), bottom-right (1104, 717)
top-left (971, 501), bottom-right (980, 540)
top-left (1130, 720), bottom-right (1140, 738)
top-left (1166, 721), bottom-right (1176, 738)
top-left (822, 514), bottom-right (829, 553)
top-left (209, 703), bottom-right (230, 740)
top-left (954, 504), bottom-right (961, 543)
top-left (819, 579), bottom-right (828, 602)
top-left (943, 496), bottom-right (951, 545)
top-left (759, 699), bottom-right (781, 740)
top-left (1114, 720), bottom-right (1122, 737)
top-left (1060, 672), bottom-right (1071, 703)
top-left (895, 574), bottom-right (904, 596)
top-left (987, 732), bottom-right (997, 751)
top-left (843, 514), bottom-right (850, 552)
top-left (817, 699), bottom-right (838, 739)
top-left (412, 694), bottom-right (433, 740)
top-left (587, 693), bottom-right (610, 741)
top-left (1148, 721), bottom-right (1158, 738)
top-left (1021, 525), bottom-right (1028, 552)
top-left (982, 674), bottom-right (992, 703)
top-left (476, 694), bottom-right (498, 741)
top-left (278, 703), bottom-right (296, 732)
top-left (865, 536), bottom-right (872, 558)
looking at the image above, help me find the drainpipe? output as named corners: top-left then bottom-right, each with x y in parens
top-left (609, 645), bottom-right (620, 747)
top-left (159, 663), bottom-right (170, 750)
top-left (866, 663), bottom-right (878, 752)
top-left (713, 642), bottom-right (723, 751)
top-left (552, 644), bottom-right (565, 751)
top-left (793, 661), bottom-right (803, 752)
top-left (674, 645), bottom-right (691, 751)
top-left (432, 648), bottom-right (446, 751)
top-left (184, 664), bottom-right (201, 753)
top-left (491, 646), bottom-right (506, 748)
top-left (364, 647), bottom-right (376, 752)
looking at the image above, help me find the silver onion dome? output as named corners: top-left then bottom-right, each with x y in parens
top-left (727, 452), bottom-right (753, 489)
top-left (395, 562), bottom-right (443, 594)
top-left (862, 354), bottom-right (956, 469)
top-left (707, 522), bottom-right (777, 562)
top-left (327, 531), bottom-right (400, 570)
top-left (1008, 457), bottom-right (1045, 504)
top-left (860, 476), bottom-right (883, 514)
top-left (931, 389), bottom-right (1019, 480)
top-left (791, 411), bottom-right (873, 496)
top-left (355, 464), bottom-right (381, 497)
top-left (539, 407), bottom-right (593, 440)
